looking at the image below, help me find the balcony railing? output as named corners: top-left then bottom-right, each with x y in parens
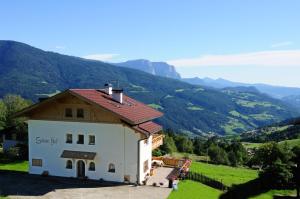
top-left (152, 134), bottom-right (164, 150)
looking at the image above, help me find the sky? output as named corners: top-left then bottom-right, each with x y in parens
top-left (1, 0), bottom-right (300, 87)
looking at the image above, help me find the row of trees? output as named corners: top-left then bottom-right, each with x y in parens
top-left (155, 129), bottom-right (300, 196)
top-left (155, 129), bottom-right (248, 167)
top-left (251, 142), bottom-right (300, 193)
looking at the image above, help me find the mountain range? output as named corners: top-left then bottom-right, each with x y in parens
top-left (116, 59), bottom-right (181, 79)
top-left (0, 40), bottom-right (299, 136)
top-left (182, 77), bottom-right (300, 99)
top-left (114, 59), bottom-right (300, 110)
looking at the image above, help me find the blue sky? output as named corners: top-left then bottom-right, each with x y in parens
top-left (1, 0), bottom-right (300, 87)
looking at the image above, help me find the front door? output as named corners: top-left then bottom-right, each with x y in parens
top-left (77, 160), bottom-right (85, 178)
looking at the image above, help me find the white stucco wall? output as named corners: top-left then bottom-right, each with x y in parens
top-left (28, 120), bottom-right (151, 183)
top-left (138, 135), bottom-right (152, 184)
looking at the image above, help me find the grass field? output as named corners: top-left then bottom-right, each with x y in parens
top-left (170, 152), bottom-right (209, 162)
top-left (243, 138), bottom-right (300, 149)
top-left (0, 160), bottom-right (28, 172)
top-left (168, 180), bottom-right (222, 199)
top-left (242, 142), bottom-right (263, 149)
top-left (279, 138), bottom-right (300, 148)
top-left (147, 103), bottom-right (164, 110)
top-left (250, 190), bottom-right (296, 199)
top-left (168, 161), bottom-right (296, 199)
top-left (190, 162), bottom-right (258, 186)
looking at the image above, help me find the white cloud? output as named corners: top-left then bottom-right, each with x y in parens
top-left (271, 41), bottom-right (293, 48)
top-left (167, 50), bottom-right (300, 67)
top-left (83, 53), bottom-right (119, 61)
top-left (55, 45), bottom-right (66, 50)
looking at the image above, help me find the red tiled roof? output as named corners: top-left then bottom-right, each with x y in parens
top-left (70, 89), bottom-right (163, 125)
top-left (139, 121), bottom-right (162, 134)
top-left (133, 121), bottom-right (162, 135)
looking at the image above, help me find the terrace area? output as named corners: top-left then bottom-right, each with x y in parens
top-left (146, 156), bottom-right (192, 188)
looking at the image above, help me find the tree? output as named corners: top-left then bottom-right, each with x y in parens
top-left (160, 134), bottom-right (177, 154)
top-left (260, 159), bottom-right (293, 188)
top-left (292, 146), bottom-right (300, 198)
top-left (174, 135), bottom-right (193, 153)
top-left (254, 142), bottom-right (292, 169)
top-left (0, 100), bottom-right (7, 130)
top-left (2, 94), bottom-right (31, 129)
top-left (227, 141), bottom-right (248, 166)
top-left (193, 137), bottom-right (205, 156)
top-left (253, 142), bottom-right (294, 188)
top-left (208, 144), bottom-right (229, 165)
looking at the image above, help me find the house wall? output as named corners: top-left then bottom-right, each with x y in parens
top-left (138, 135), bottom-right (153, 184)
top-left (29, 94), bottom-right (121, 124)
top-left (28, 120), bottom-right (149, 183)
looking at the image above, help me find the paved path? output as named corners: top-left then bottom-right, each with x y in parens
top-left (147, 167), bottom-right (174, 188)
top-left (0, 171), bottom-right (172, 199)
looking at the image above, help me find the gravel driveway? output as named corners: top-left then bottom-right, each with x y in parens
top-left (0, 171), bottom-right (172, 199)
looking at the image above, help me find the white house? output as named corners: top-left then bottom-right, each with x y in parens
top-left (16, 84), bottom-right (164, 184)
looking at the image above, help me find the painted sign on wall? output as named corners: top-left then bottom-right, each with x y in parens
top-left (35, 137), bottom-right (58, 145)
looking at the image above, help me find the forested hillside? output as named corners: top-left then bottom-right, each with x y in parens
top-left (0, 40), bottom-right (298, 135)
top-left (241, 116), bottom-right (300, 142)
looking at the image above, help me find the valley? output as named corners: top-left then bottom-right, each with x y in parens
top-left (0, 40), bottom-right (299, 136)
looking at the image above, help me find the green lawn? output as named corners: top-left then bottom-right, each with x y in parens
top-left (0, 160), bottom-right (28, 172)
top-left (168, 161), bottom-right (296, 199)
top-left (251, 190), bottom-right (296, 199)
top-left (168, 180), bottom-right (296, 199)
top-left (171, 152), bottom-right (209, 162)
top-left (244, 138), bottom-right (300, 149)
top-left (147, 103), bottom-right (164, 110)
top-left (187, 106), bottom-right (204, 111)
top-left (168, 180), bottom-right (222, 199)
top-left (190, 162), bottom-right (258, 186)
top-left (279, 138), bottom-right (300, 148)
top-left (242, 142), bottom-right (263, 149)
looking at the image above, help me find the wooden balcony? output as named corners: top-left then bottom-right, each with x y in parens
top-left (152, 134), bottom-right (164, 150)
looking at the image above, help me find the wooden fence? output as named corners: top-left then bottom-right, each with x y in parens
top-left (185, 171), bottom-right (229, 191)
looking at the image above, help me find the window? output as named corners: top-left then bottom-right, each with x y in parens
top-left (89, 162), bottom-right (95, 171)
top-left (77, 108), bottom-right (84, 118)
top-left (108, 163), bottom-right (115, 173)
top-left (143, 160), bottom-right (149, 173)
top-left (66, 160), bottom-right (72, 169)
top-left (65, 108), bottom-right (73, 118)
top-left (89, 135), bottom-right (95, 145)
top-left (77, 134), bottom-right (84, 144)
top-left (66, 134), bottom-right (72, 144)
top-left (32, 159), bottom-right (42, 167)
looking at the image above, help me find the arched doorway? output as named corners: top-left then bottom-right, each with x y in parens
top-left (77, 160), bottom-right (85, 178)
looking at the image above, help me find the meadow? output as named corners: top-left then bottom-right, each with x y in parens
top-left (0, 160), bottom-right (28, 172)
top-left (168, 180), bottom-right (222, 199)
top-left (243, 138), bottom-right (300, 149)
top-left (168, 161), bottom-right (296, 199)
top-left (189, 162), bottom-right (258, 186)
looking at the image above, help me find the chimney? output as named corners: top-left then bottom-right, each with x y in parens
top-left (112, 89), bottom-right (123, 104)
top-left (104, 83), bottom-right (113, 95)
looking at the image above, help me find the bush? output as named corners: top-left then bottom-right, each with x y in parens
top-left (6, 144), bottom-right (28, 160)
top-left (208, 144), bottom-right (229, 165)
top-left (152, 149), bottom-right (163, 157)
